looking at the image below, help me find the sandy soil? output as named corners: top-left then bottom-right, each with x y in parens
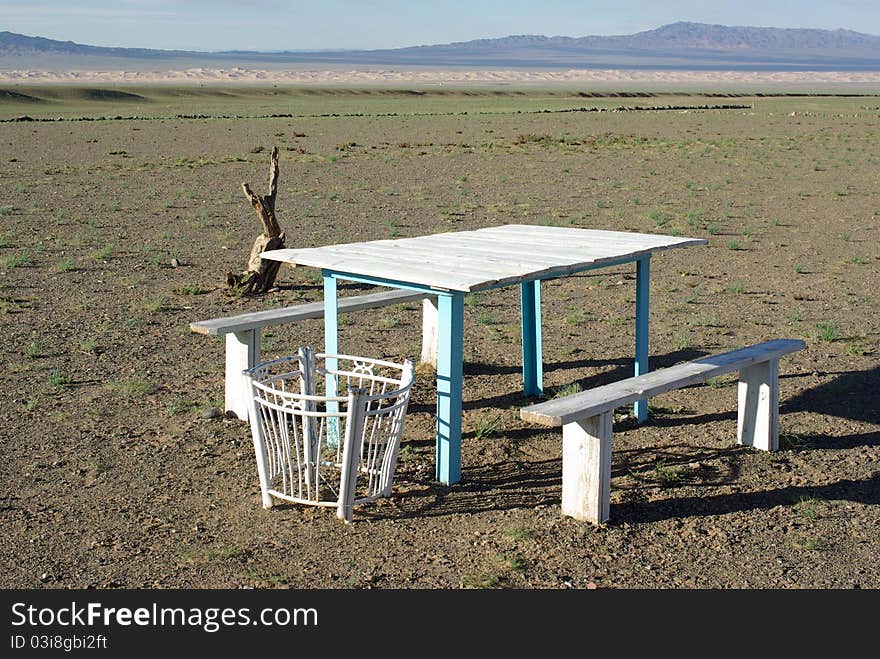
top-left (0, 92), bottom-right (878, 589)
top-left (2, 67), bottom-right (880, 91)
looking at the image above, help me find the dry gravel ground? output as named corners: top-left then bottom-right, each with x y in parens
top-left (0, 89), bottom-right (878, 589)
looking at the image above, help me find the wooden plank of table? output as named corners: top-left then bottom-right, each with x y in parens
top-left (262, 247), bottom-right (487, 291)
top-left (415, 233), bottom-right (669, 264)
top-left (285, 243), bottom-right (530, 285)
top-left (477, 225), bottom-right (707, 251)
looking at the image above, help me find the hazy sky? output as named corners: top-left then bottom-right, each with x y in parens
top-left (2, 1), bottom-right (879, 51)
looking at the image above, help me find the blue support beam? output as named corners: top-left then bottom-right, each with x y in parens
top-left (323, 273), bottom-right (340, 445)
top-left (634, 256), bottom-right (651, 422)
top-left (521, 279), bottom-right (543, 397)
top-left (436, 292), bottom-right (464, 485)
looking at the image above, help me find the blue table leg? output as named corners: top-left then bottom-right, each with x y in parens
top-left (323, 273), bottom-right (340, 445)
top-left (521, 279), bottom-right (543, 397)
top-left (634, 256), bottom-right (650, 422)
top-left (436, 292), bottom-right (464, 485)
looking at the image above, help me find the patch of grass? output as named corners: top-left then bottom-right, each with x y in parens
top-left (107, 379), bottom-right (157, 398)
top-left (473, 414), bottom-right (501, 439)
top-left (649, 210), bottom-right (669, 227)
top-left (476, 312), bottom-right (498, 325)
top-left (500, 554), bottom-right (526, 572)
top-left (89, 243), bottom-right (115, 260)
top-left (706, 224), bottom-right (719, 235)
top-left (503, 525), bottom-right (538, 542)
top-left (846, 342), bottom-right (870, 356)
top-left (793, 536), bottom-right (827, 551)
top-left (0, 205), bottom-right (14, 216)
top-left (686, 210), bottom-right (702, 226)
top-left (848, 256), bottom-right (868, 265)
top-left (672, 332), bottom-right (690, 351)
top-left (553, 382), bottom-right (582, 398)
top-left (464, 294), bottom-right (479, 307)
top-left (646, 460), bottom-right (686, 486)
top-left (397, 443), bottom-right (416, 462)
top-left (513, 133), bottom-right (555, 146)
top-left (462, 573), bottom-right (500, 589)
top-left (815, 321), bottom-right (839, 342)
top-left (795, 496), bottom-right (819, 522)
top-left (25, 340), bottom-right (41, 359)
top-left (375, 316), bottom-right (399, 330)
top-left (174, 284), bottom-right (207, 295)
top-left (779, 429), bottom-right (811, 450)
top-left (727, 240), bottom-right (742, 251)
top-left (168, 397), bottom-right (198, 416)
top-left (48, 369), bottom-right (71, 389)
top-left (179, 545), bottom-right (243, 566)
top-left (729, 281), bottom-right (747, 294)
top-left (143, 295), bottom-right (173, 313)
top-left (693, 313), bottom-right (719, 327)
top-left (78, 337), bottom-right (98, 354)
top-left (54, 257), bottom-right (76, 273)
top-left (2, 251), bottom-right (32, 268)
top-left (0, 234), bottom-right (8, 248)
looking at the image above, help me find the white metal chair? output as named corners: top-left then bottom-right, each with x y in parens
top-left (244, 347), bottom-right (415, 522)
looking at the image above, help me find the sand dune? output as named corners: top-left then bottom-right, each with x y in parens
top-left (2, 67), bottom-right (880, 90)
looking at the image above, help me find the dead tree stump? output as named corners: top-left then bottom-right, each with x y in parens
top-left (226, 146), bottom-right (286, 295)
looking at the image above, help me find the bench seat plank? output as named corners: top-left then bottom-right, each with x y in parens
top-left (190, 288), bottom-right (429, 336)
top-left (522, 339), bottom-right (805, 427)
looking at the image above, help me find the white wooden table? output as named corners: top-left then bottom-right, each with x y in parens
top-left (262, 224), bottom-right (707, 485)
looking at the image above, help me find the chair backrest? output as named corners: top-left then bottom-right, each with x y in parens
top-left (244, 347), bottom-right (415, 521)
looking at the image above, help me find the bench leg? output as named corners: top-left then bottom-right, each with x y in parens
top-left (420, 296), bottom-right (439, 368)
top-left (562, 412), bottom-right (612, 524)
top-left (225, 330), bottom-right (260, 421)
top-left (737, 358), bottom-right (779, 451)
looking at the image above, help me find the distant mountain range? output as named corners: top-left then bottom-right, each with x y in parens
top-left (3, 22), bottom-right (880, 71)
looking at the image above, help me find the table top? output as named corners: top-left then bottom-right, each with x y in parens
top-left (261, 224), bottom-right (707, 292)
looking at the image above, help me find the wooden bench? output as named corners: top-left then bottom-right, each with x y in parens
top-left (191, 289), bottom-right (439, 420)
top-left (520, 339), bottom-right (806, 524)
